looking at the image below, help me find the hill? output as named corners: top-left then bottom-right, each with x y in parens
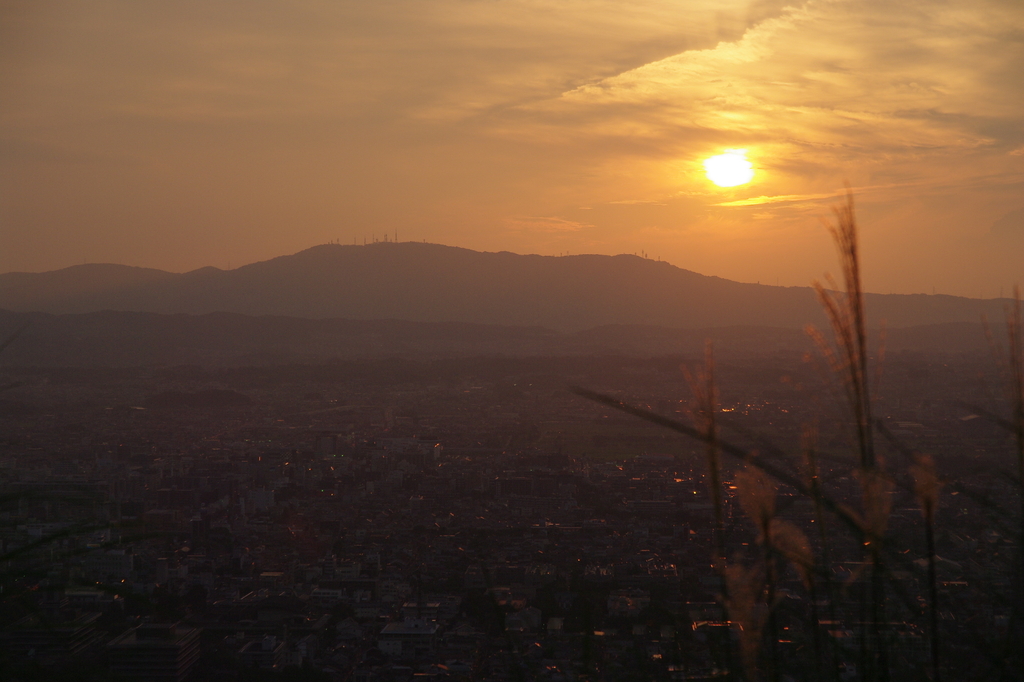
top-left (0, 242), bottom-right (1008, 331)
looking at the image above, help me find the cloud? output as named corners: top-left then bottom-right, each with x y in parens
top-left (712, 180), bottom-right (931, 206)
top-left (516, 0), bottom-right (1024, 187)
top-left (714, 192), bottom-right (840, 207)
top-left (504, 216), bottom-right (593, 233)
top-left (990, 206), bottom-right (1024, 237)
top-left (608, 198), bottom-right (667, 205)
top-left (2, 1), bottom-right (787, 126)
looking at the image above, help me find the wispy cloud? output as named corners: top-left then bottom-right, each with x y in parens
top-left (608, 198), bottom-right (666, 205)
top-left (504, 216), bottom-right (593, 233)
top-left (714, 192), bottom-right (840, 207)
top-left (523, 0), bottom-right (1023, 188)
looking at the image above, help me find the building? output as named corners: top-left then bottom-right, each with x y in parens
top-left (2, 612), bottom-right (105, 665)
top-left (107, 623), bottom-right (201, 682)
top-left (378, 618), bottom-right (438, 660)
top-left (238, 635), bottom-right (286, 669)
top-left (607, 589), bottom-right (651, 618)
top-left (81, 548), bottom-right (133, 582)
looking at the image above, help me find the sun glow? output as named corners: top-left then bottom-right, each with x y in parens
top-left (703, 149), bottom-right (755, 187)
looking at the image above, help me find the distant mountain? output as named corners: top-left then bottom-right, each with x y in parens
top-left (0, 243), bottom-right (1009, 331)
top-left (0, 310), bottom-right (562, 366)
top-left (0, 309), bottom-right (995, 368)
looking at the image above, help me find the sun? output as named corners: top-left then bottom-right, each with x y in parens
top-left (703, 149), bottom-right (755, 187)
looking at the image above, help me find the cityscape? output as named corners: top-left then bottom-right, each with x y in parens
top-left (1, 341), bottom-right (1020, 680)
top-left (3, 1), bottom-right (1023, 680)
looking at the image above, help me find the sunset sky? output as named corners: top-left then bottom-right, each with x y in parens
top-left (2, 0), bottom-right (1022, 297)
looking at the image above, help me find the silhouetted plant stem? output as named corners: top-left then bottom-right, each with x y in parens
top-left (871, 550), bottom-right (889, 682)
top-left (807, 567), bottom-right (824, 680)
top-left (1004, 287), bottom-right (1024, 675)
top-left (571, 387), bottom-right (867, 547)
top-left (810, 192), bottom-right (876, 473)
top-left (1006, 288), bottom-right (1024, 614)
top-left (763, 528), bottom-right (781, 682)
top-left (684, 341), bottom-right (737, 678)
top-left (809, 191), bottom-right (888, 680)
top-left (911, 454), bottom-right (942, 682)
top-left (804, 430), bottom-right (841, 682)
top-left (570, 386), bottom-right (980, 677)
top-left (925, 505), bottom-right (940, 682)
top-left (985, 285), bottom-right (1024, 668)
top-left (686, 341), bottom-right (726, 566)
top-left (569, 198), bottom-right (1017, 680)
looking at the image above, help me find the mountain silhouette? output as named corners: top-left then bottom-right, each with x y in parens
top-left (0, 242), bottom-right (1009, 331)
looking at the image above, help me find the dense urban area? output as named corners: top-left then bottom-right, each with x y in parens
top-left (0, 351), bottom-right (1020, 681)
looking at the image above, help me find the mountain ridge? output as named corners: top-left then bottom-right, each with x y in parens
top-left (0, 242), bottom-right (1009, 331)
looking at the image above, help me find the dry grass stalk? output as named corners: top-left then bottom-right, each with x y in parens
top-left (855, 468), bottom-right (893, 546)
top-left (1004, 288), bottom-right (1024, 537)
top-left (571, 385), bottom-right (902, 679)
top-left (807, 191), bottom-right (877, 471)
top-left (910, 454), bottom-right (942, 525)
top-left (684, 341), bottom-right (726, 566)
top-left (808, 192), bottom-right (891, 680)
top-left (736, 465), bottom-right (776, 538)
top-left (910, 453), bottom-right (943, 682)
top-left (985, 285), bottom-right (1024, 471)
top-left (735, 464), bottom-right (815, 681)
top-left (724, 561), bottom-right (769, 681)
top-left (770, 519), bottom-right (814, 588)
top-left (735, 463), bottom-right (815, 585)
top-left (1000, 286), bottom-right (1024, 658)
top-left (1007, 286), bottom-right (1024, 461)
top-left (802, 425), bottom-right (841, 681)
top-left (853, 465), bottom-right (893, 681)
top-left (735, 465), bottom-right (779, 681)
top-left (683, 341), bottom-right (740, 677)
top-left (984, 285), bottom-right (1024, 629)
top-left (572, 193), bottom-right (1016, 679)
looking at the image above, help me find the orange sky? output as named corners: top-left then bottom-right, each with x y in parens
top-left (2, 0), bottom-right (1022, 297)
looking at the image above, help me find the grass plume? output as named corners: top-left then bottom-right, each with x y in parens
top-left (570, 194), bottom-right (1021, 681)
top-left (807, 191), bottom-right (877, 472)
